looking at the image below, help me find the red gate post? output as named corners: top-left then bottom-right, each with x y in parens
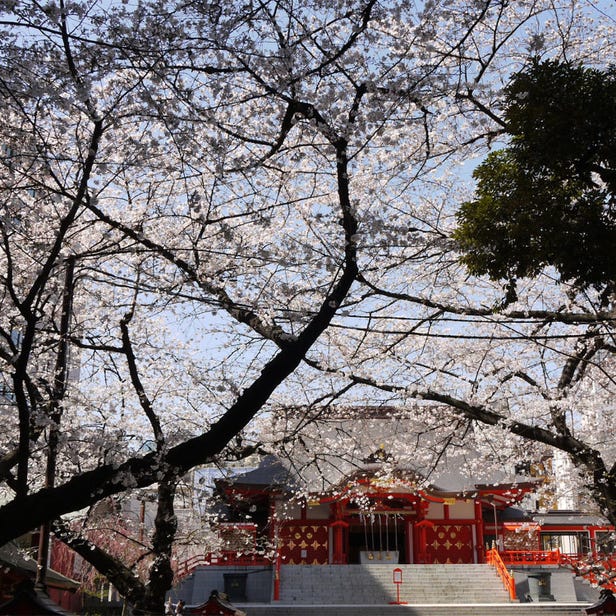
top-left (389, 567), bottom-right (408, 605)
top-left (273, 550), bottom-right (282, 601)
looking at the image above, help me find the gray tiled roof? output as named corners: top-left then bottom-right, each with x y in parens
top-left (225, 455), bottom-right (296, 489)
top-left (0, 542), bottom-right (80, 590)
top-left (532, 510), bottom-right (609, 526)
top-left (226, 453), bottom-right (537, 501)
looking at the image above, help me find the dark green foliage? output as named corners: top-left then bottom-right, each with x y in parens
top-left (454, 60), bottom-right (616, 291)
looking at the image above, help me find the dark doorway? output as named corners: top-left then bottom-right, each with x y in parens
top-left (347, 515), bottom-right (406, 564)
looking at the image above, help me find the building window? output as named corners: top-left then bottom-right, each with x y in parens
top-left (541, 532), bottom-right (590, 555)
top-left (595, 531), bottom-right (615, 555)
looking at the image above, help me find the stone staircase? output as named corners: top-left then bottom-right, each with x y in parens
top-left (237, 564), bottom-right (590, 615)
top-left (178, 563), bottom-right (592, 615)
top-left (242, 605), bottom-right (587, 616)
top-left (278, 563), bottom-right (512, 604)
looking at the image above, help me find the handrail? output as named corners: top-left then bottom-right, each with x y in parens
top-left (176, 551), bottom-right (272, 578)
top-left (559, 554), bottom-right (616, 593)
top-left (487, 547), bottom-right (517, 601)
top-left (499, 549), bottom-right (561, 566)
top-left (499, 550), bottom-right (616, 593)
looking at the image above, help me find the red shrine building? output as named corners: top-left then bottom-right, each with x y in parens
top-left (172, 452), bottom-right (615, 606)
top-left (208, 455), bottom-right (612, 568)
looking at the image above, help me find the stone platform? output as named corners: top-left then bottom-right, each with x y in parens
top-left (238, 603), bottom-right (588, 616)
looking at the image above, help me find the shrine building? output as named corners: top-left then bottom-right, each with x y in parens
top-left (172, 453), bottom-right (614, 606)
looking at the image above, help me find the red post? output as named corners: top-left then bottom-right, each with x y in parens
top-left (389, 567), bottom-right (408, 605)
top-left (273, 551), bottom-right (281, 600)
top-left (329, 519), bottom-right (349, 564)
top-left (475, 500), bottom-right (485, 563)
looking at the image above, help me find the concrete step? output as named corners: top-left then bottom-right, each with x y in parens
top-left (241, 603), bottom-right (589, 616)
top-left (278, 564), bottom-right (512, 604)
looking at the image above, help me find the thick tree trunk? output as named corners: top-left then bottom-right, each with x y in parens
top-left (52, 520), bottom-right (147, 607)
top-left (54, 476), bottom-right (179, 615)
top-left (133, 477), bottom-right (178, 616)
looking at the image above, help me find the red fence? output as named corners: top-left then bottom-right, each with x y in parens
top-left (500, 550), bottom-right (561, 566)
top-left (486, 548), bottom-right (517, 600)
top-left (176, 552), bottom-right (272, 578)
top-left (499, 550), bottom-right (616, 592)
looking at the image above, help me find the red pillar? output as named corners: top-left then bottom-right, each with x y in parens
top-left (415, 500), bottom-right (432, 563)
top-left (475, 500), bottom-right (485, 563)
top-left (415, 519), bottom-right (433, 564)
top-left (273, 550), bottom-right (281, 601)
top-left (330, 520), bottom-right (348, 564)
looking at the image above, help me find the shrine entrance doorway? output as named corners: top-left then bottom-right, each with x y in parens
top-left (347, 514), bottom-right (407, 564)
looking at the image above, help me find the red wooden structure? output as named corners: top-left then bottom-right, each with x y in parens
top-left (176, 456), bottom-right (616, 602)
top-left (183, 590), bottom-right (246, 616)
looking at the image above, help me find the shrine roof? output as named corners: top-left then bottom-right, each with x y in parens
top-left (426, 466), bottom-right (537, 494)
top-left (222, 455), bottom-right (297, 490)
top-left (497, 507), bottom-right (610, 526)
top-left (222, 451), bottom-right (540, 501)
top-left (0, 542), bottom-right (80, 591)
top-left (532, 510), bottom-right (609, 527)
top-left (337, 463), bottom-right (529, 493)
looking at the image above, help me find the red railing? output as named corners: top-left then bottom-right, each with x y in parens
top-left (500, 549), bottom-right (562, 566)
top-left (499, 550), bottom-right (616, 593)
top-left (559, 554), bottom-right (616, 592)
top-left (486, 547), bottom-right (517, 601)
top-left (176, 551), bottom-right (272, 578)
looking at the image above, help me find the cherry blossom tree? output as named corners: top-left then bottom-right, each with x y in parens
top-left (0, 0), bottom-right (614, 612)
top-left (279, 6), bottom-right (616, 526)
top-left (0, 1), bottom-right (369, 610)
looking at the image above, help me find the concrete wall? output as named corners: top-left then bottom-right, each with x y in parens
top-left (179, 565), bottom-right (273, 605)
top-left (512, 567), bottom-right (582, 603)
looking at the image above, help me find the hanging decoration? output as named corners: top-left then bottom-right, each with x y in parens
top-left (394, 513), bottom-right (399, 554)
top-left (369, 513), bottom-right (375, 560)
top-left (361, 512), bottom-right (373, 560)
top-left (385, 513), bottom-right (391, 560)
